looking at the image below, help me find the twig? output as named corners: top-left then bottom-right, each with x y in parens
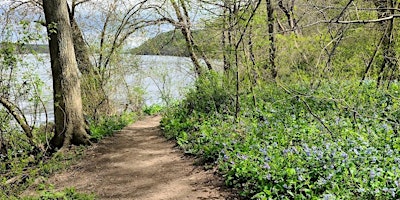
top-left (299, 97), bottom-right (335, 139)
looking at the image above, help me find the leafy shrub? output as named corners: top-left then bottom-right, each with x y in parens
top-left (162, 78), bottom-right (400, 199)
top-left (143, 104), bottom-right (165, 115)
top-left (89, 112), bottom-right (137, 141)
top-left (186, 71), bottom-right (236, 114)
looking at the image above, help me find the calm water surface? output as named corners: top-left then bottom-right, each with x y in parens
top-left (19, 54), bottom-right (195, 123)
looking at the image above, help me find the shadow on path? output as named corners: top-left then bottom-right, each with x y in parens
top-left (44, 116), bottom-right (238, 200)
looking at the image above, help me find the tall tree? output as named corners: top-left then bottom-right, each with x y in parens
top-left (68, 2), bottom-right (95, 76)
top-left (42, 0), bottom-right (91, 149)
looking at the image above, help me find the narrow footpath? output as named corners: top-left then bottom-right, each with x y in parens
top-left (45, 116), bottom-right (236, 200)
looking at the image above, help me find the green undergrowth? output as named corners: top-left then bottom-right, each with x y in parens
top-left (21, 186), bottom-right (95, 200)
top-left (161, 73), bottom-right (400, 199)
top-left (89, 112), bottom-right (138, 141)
top-left (0, 147), bottom-right (86, 199)
top-left (143, 104), bottom-right (165, 116)
top-left (1, 112), bottom-right (138, 199)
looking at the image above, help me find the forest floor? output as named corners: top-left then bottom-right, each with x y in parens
top-left (34, 116), bottom-right (237, 199)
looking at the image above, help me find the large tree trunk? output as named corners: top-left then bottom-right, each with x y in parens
top-left (42, 0), bottom-right (91, 150)
top-left (69, 8), bottom-right (107, 117)
top-left (67, 3), bottom-right (99, 76)
top-left (70, 16), bottom-right (95, 76)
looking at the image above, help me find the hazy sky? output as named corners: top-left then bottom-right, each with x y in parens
top-left (0, 0), bottom-right (171, 46)
top-left (0, 0), bottom-right (212, 47)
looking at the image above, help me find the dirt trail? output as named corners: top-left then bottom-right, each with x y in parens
top-left (44, 116), bottom-right (235, 200)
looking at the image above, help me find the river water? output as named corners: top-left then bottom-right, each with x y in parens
top-left (18, 54), bottom-right (195, 123)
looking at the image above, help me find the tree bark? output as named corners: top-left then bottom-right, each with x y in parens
top-left (68, 4), bottom-right (108, 117)
top-left (0, 97), bottom-right (33, 143)
top-left (266, 0), bottom-right (278, 79)
top-left (170, 0), bottom-right (203, 76)
top-left (70, 6), bottom-right (110, 116)
top-left (222, 2), bottom-right (230, 72)
top-left (278, 0), bottom-right (299, 35)
top-left (69, 9), bottom-right (95, 76)
top-left (42, 0), bottom-right (91, 150)
top-left (373, 0), bottom-right (397, 86)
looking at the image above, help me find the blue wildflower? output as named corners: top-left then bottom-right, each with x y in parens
top-left (327, 173), bottom-right (333, 180)
top-left (341, 152), bottom-right (348, 159)
top-left (366, 147), bottom-right (373, 155)
top-left (353, 148), bottom-right (359, 155)
top-left (316, 150), bottom-right (323, 160)
top-left (223, 154), bottom-right (229, 161)
top-left (283, 148), bottom-right (290, 155)
top-left (318, 178), bottom-right (327, 185)
top-left (387, 149), bottom-right (394, 156)
top-left (357, 188), bottom-right (365, 193)
top-left (389, 188), bottom-right (396, 197)
top-left (370, 170), bottom-right (376, 179)
top-left (323, 194), bottom-right (334, 200)
top-left (263, 163), bottom-right (271, 170)
top-left (260, 148), bottom-right (267, 155)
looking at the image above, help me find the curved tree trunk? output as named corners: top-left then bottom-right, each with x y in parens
top-left (42, 0), bottom-right (91, 150)
top-left (0, 97), bottom-right (33, 142)
top-left (170, 0), bottom-right (202, 76)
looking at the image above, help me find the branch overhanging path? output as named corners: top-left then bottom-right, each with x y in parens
top-left (40, 116), bottom-right (235, 199)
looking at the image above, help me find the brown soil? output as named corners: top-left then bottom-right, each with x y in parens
top-left (40, 116), bottom-right (237, 200)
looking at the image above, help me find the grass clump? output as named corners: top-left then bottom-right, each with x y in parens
top-left (22, 186), bottom-right (95, 200)
top-left (161, 73), bottom-right (400, 199)
top-left (89, 112), bottom-right (138, 141)
top-left (143, 104), bottom-right (165, 116)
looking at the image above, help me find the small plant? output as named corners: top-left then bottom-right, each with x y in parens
top-left (143, 104), bottom-right (165, 115)
top-left (89, 112), bottom-right (137, 141)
